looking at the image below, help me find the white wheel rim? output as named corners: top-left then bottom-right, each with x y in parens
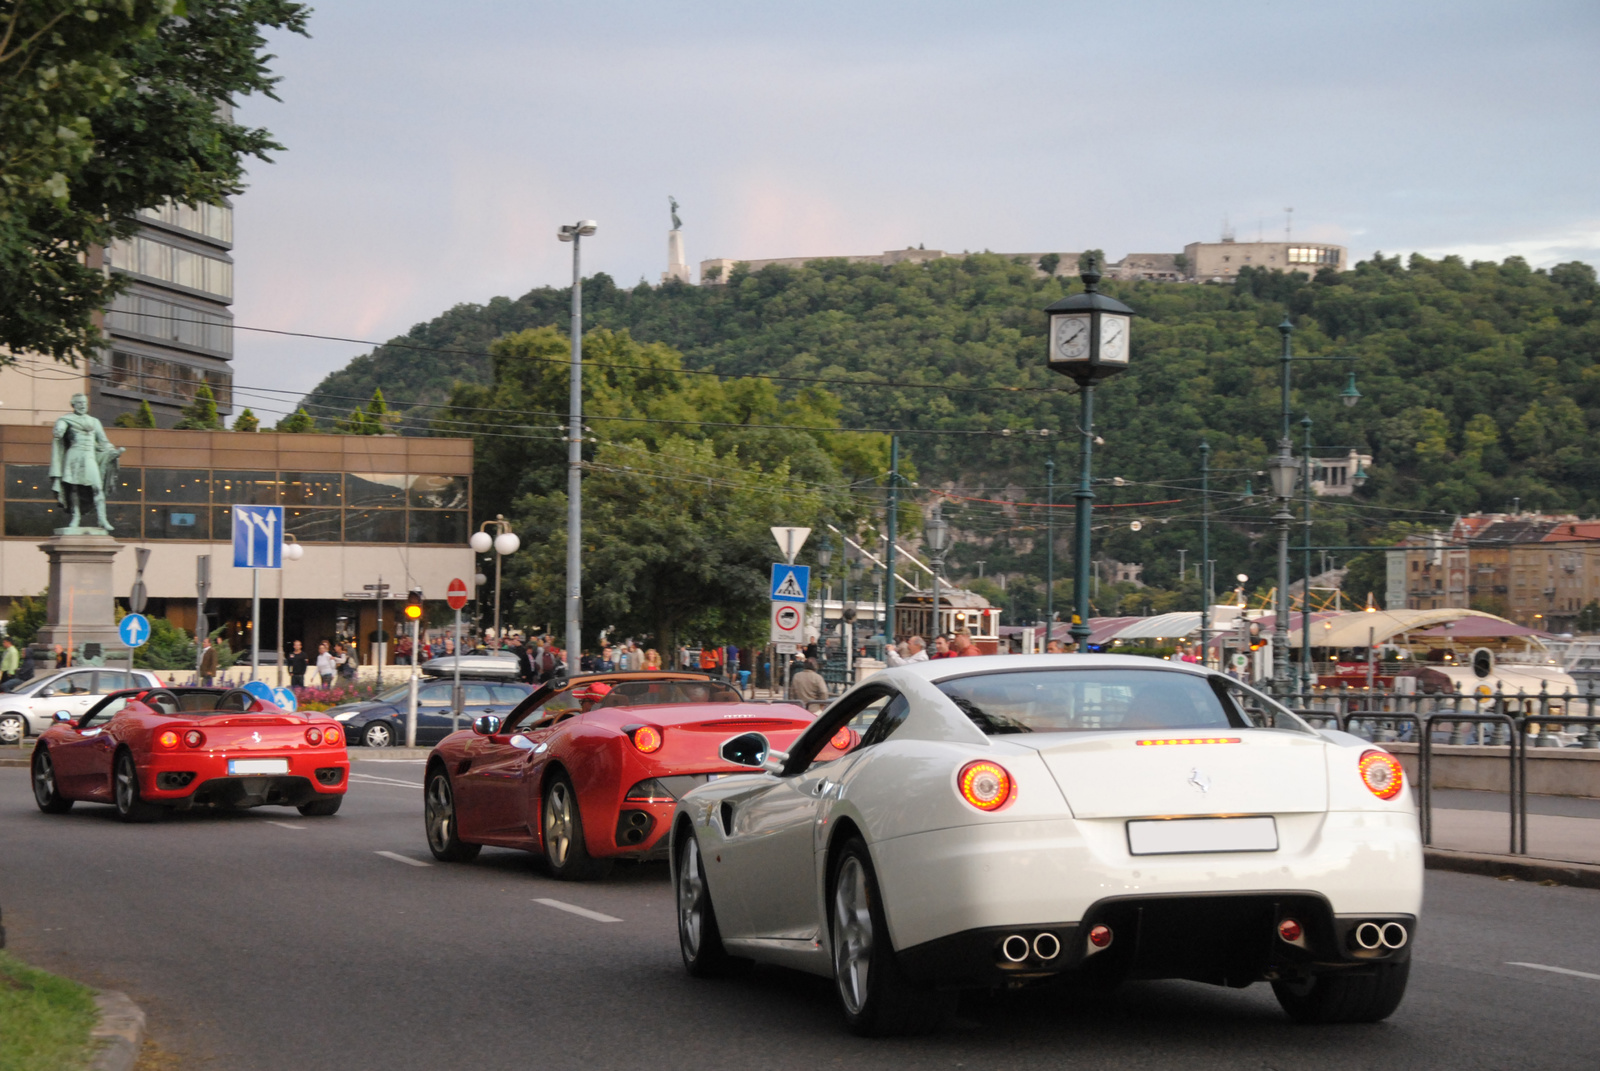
top-left (33, 751), bottom-right (55, 804)
top-left (1, 716), bottom-right (21, 743)
top-left (678, 837), bottom-right (705, 957)
top-left (425, 775), bottom-right (452, 851)
top-left (833, 856), bottom-right (873, 1015)
top-left (367, 724), bottom-right (391, 747)
top-left (544, 783), bottom-right (573, 866)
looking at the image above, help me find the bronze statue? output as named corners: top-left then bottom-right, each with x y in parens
top-left (670, 195), bottom-right (682, 231)
top-left (49, 393), bottom-right (124, 533)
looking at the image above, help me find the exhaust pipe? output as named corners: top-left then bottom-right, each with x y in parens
top-left (1380, 922), bottom-right (1408, 949)
top-left (1001, 935), bottom-right (1031, 963)
top-left (1354, 922), bottom-right (1383, 950)
top-left (1032, 933), bottom-right (1061, 960)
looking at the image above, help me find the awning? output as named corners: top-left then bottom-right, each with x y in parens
top-left (1413, 619), bottom-right (1547, 639)
top-left (1299, 608), bottom-right (1508, 649)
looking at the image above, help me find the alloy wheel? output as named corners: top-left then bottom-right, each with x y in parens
top-left (115, 754), bottom-right (136, 813)
top-left (544, 782), bottom-right (573, 866)
top-left (425, 775), bottom-right (453, 853)
top-left (678, 836), bottom-right (705, 958)
top-left (833, 856), bottom-right (874, 1015)
top-left (0, 714), bottom-right (23, 744)
top-left (32, 750), bottom-right (56, 806)
top-left (365, 723), bottom-right (393, 748)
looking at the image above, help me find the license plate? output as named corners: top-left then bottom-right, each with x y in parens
top-left (229, 758), bottom-right (288, 775)
top-left (1126, 816), bottom-right (1278, 855)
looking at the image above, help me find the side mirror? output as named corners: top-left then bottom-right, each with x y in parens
top-left (53, 710), bottom-right (73, 722)
top-left (472, 714), bottom-right (501, 736)
top-left (719, 731), bottom-right (770, 768)
top-left (38, 687), bottom-right (55, 698)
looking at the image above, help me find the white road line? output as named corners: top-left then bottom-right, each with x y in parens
top-left (534, 898), bottom-right (622, 923)
top-left (265, 821), bottom-right (305, 830)
top-left (1508, 962), bottom-right (1600, 981)
top-left (349, 774), bottom-right (422, 789)
top-left (375, 851), bottom-right (430, 868)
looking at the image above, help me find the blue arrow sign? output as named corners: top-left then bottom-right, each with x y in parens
top-left (771, 563), bottom-right (810, 603)
top-left (232, 505), bottom-right (284, 569)
top-left (242, 680), bottom-right (276, 705)
top-left (271, 686), bottom-right (298, 712)
top-left (117, 613), bottom-right (150, 648)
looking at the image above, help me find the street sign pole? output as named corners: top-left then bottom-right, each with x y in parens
top-left (376, 575), bottom-right (384, 690)
top-left (447, 577), bottom-right (469, 731)
top-left (195, 554), bottom-right (210, 676)
top-left (251, 567), bottom-right (260, 678)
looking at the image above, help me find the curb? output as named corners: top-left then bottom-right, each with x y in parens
top-left (90, 990), bottom-right (145, 1071)
top-left (0, 753), bottom-right (27, 768)
top-left (1425, 847), bottom-right (1600, 889)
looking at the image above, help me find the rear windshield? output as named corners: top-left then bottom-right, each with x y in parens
top-left (938, 668), bottom-right (1247, 735)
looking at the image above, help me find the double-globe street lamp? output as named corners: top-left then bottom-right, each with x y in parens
top-left (925, 503), bottom-right (950, 640)
top-left (469, 516), bottom-right (519, 650)
top-left (1044, 258), bottom-right (1135, 651)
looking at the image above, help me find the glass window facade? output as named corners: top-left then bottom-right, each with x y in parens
top-left (105, 292), bottom-right (232, 356)
top-left (2, 463), bottom-right (469, 544)
top-left (105, 350), bottom-right (233, 410)
top-left (108, 235), bottom-right (233, 299)
top-left (136, 200), bottom-right (233, 244)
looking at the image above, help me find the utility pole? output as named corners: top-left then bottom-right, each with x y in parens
top-left (1199, 442), bottom-right (1210, 669)
top-left (558, 220), bottom-right (597, 673)
top-left (885, 435), bottom-right (898, 642)
top-left (1045, 455), bottom-right (1055, 644)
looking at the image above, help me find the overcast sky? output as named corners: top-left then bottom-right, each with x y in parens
top-left (230, 0), bottom-right (1600, 408)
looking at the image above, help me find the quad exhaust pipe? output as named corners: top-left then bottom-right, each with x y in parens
top-left (1001, 935), bottom-right (1031, 963)
top-left (999, 932), bottom-right (1061, 963)
top-left (1354, 921), bottom-right (1408, 950)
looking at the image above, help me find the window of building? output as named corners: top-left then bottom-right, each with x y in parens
top-left (104, 350), bottom-right (232, 409)
top-left (1287, 246), bottom-right (1340, 266)
top-left (408, 510), bottom-right (468, 545)
top-left (144, 469), bottom-right (210, 503)
top-left (284, 507), bottom-right (341, 542)
top-left (343, 509), bottom-right (406, 544)
top-left (107, 236), bottom-right (233, 299)
top-left (105, 293), bottom-right (232, 355)
top-left (408, 475), bottom-right (469, 510)
top-left (213, 471), bottom-right (279, 504)
top-left (346, 473), bottom-right (408, 508)
top-left (281, 473), bottom-right (343, 507)
top-left (145, 505), bottom-right (208, 539)
top-left (136, 200), bottom-right (233, 244)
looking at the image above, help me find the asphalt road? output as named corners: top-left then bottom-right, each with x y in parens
top-left (3, 761), bottom-right (1599, 1070)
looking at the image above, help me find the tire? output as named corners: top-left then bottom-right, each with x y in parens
top-left (424, 768), bottom-right (480, 862)
top-left (362, 722), bottom-right (394, 748)
top-left (297, 796), bottom-right (343, 817)
top-left (829, 836), bottom-right (955, 1036)
top-left (1273, 960), bottom-right (1410, 1024)
top-left (0, 713), bottom-right (25, 745)
top-left (540, 772), bottom-right (611, 881)
top-left (113, 750), bottom-right (162, 823)
top-left (676, 828), bottom-right (740, 976)
top-left (31, 747), bottom-right (72, 814)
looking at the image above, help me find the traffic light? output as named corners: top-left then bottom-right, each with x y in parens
top-left (403, 588), bottom-right (424, 623)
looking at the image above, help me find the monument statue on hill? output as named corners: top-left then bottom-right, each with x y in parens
top-left (50, 392), bottom-right (124, 533)
top-left (670, 195), bottom-right (682, 231)
top-left (663, 196), bottom-right (690, 284)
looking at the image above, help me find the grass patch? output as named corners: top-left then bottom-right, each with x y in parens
top-left (0, 950), bottom-right (98, 1071)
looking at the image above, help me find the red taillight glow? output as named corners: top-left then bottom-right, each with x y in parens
top-left (157, 730), bottom-right (180, 749)
top-left (305, 727), bottom-right (323, 745)
top-left (830, 727), bottom-right (858, 751)
top-left (1359, 750), bottom-right (1404, 800)
top-left (1135, 737), bottom-right (1242, 746)
top-left (957, 760), bottom-right (1014, 812)
top-left (1088, 924), bottom-right (1113, 948)
top-left (183, 730), bottom-right (205, 748)
top-left (1278, 918), bottom-right (1303, 943)
top-left (630, 726), bottom-right (663, 753)
top-left (323, 725), bottom-right (341, 745)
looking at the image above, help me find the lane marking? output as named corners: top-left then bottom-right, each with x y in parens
top-left (375, 851), bottom-right (430, 867)
top-left (350, 773), bottom-right (423, 789)
top-left (534, 898), bottom-right (621, 923)
top-left (265, 821), bottom-right (305, 830)
top-left (1508, 962), bottom-right (1600, 981)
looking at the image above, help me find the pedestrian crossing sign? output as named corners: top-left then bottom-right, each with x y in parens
top-left (770, 563), bottom-right (810, 603)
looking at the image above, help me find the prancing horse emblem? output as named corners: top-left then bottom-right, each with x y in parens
top-left (1187, 767), bottom-right (1211, 794)
top-left (252, 731), bottom-right (261, 743)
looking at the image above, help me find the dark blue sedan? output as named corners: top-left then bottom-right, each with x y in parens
top-left (328, 679), bottom-right (533, 747)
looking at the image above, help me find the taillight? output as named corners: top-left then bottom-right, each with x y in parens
top-left (183, 730), bottom-right (205, 748)
top-left (830, 727), bottom-right (858, 751)
top-left (1278, 918), bottom-right (1303, 943)
top-left (957, 760), bottom-right (1014, 811)
top-left (305, 727), bottom-right (323, 745)
top-left (1088, 924), bottom-right (1113, 949)
top-left (629, 726), bottom-right (663, 753)
top-left (157, 730), bottom-right (180, 749)
top-left (323, 725), bottom-right (341, 745)
top-left (1359, 749), bottom-right (1404, 800)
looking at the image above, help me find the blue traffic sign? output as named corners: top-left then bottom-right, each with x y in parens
top-left (242, 680), bottom-right (276, 704)
top-left (117, 613), bottom-right (150, 648)
top-left (271, 686), bottom-right (297, 712)
top-left (232, 505), bottom-right (284, 569)
top-left (771, 563), bottom-right (810, 603)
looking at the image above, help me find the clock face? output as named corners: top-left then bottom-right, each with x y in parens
top-left (1100, 315), bottom-right (1130, 363)
top-left (1052, 315), bottom-right (1091, 361)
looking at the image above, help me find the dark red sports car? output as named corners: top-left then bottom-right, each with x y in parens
top-left (30, 687), bottom-right (350, 822)
top-left (423, 672), bottom-right (842, 879)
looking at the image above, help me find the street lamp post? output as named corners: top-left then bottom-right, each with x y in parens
top-left (1199, 441), bottom-right (1210, 667)
top-left (1045, 455), bottom-right (1055, 646)
top-left (276, 536), bottom-right (302, 688)
top-left (469, 516), bottom-right (519, 650)
top-left (926, 503), bottom-right (949, 641)
top-left (1043, 257), bottom-right (1135, 651)
top-left (557, 219), bottom-right (597, 675)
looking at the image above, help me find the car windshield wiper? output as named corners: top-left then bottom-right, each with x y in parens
top-left (947, 695), bottom-right (1033, 735)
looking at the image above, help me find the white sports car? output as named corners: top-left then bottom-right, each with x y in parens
top-left (670, 655), bottom-right (1421, 1035)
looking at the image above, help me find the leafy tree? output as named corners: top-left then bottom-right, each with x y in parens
top-left (1038, 252), bottom-right (1060, 276)
top-left (0, 0), bottom-right (310, 366)
top-left (1576, 600), bottom-right (1600, 633)
top-left (172, 382), bottom-right (223, 429)
top-left (113, 399), bottom-right (157, 428)
top-left (1078, 248), bottom-right (1106, 274)
top-left (3, 590), bottom-right (47, 647)
top-left (336, 387), bottom-right (399, 435)
top-left (274, 406), bottom-right (315, 432)
top-left (232, 407), bottom-right (259, 432)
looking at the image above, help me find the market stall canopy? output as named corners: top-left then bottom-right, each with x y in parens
top-left (1413, 618), bottom-right (1547, 639)
top-left (1105, 612), bottom-right (1203, 642)
top-left (1299, 608), bottom-right (1506, 649)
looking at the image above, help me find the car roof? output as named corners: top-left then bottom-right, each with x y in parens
top-left (886, 653), bottom-right (1213, 685)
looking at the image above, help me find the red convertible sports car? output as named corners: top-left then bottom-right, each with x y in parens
top-left (423, 672), bottom-right (844, 879)
top-left (31, 687), bottom-right (349, 822)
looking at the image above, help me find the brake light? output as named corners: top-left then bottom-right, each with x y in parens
top-left (830, 727), bottom-right (858, 751)
top-left (323, 725), bottom-right (341, 745)
top-left (157, 730), bottom-right (180, 749)
top-left (957, 760), bottom-right (1014, 811)
top-left (305, 727), bottom-right (323, 745)
top-left (183, 730), bottom-right (205, 748)
top-left (1136, 737), bottom-right (1241, 746)
top-left (1358, 750), bottom-right (1404, 800)
top-left (629, 726), bottom-right (663, 753)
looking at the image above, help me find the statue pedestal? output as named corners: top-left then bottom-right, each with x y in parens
top-left (31, 533), bottom-right (125, 665)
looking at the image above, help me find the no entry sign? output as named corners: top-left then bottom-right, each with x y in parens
top-left (771, 601), bottom-right (804, 645)
top-left (447, 577), bottom-right (469, 611)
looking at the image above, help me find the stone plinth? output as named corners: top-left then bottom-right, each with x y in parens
top-left (31, 533), bottom-right (125, 664)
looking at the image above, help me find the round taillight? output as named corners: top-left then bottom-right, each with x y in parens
top-left (323, 725), bottom-right (341, 745)
top-left (305, 727), bottom-right (323, 745)
top-left (1358, 750), bottom-right (1404, 800)
top-left (1278, 918), bottom-right (1303, 943)
top-left (631, 726), bottom-right (662, 753)
top-left (157, 730), bottom-right (180, 749)
top-left (1088, 924), bottom-right (1113, 949)
top-left (957, 760), bottom-right (1014, 811)
top-left (183, 730), bottom-right (205, 748)
top-left (830, 727), bottom-right (858, 751)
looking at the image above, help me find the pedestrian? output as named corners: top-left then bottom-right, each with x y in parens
top-left (951, 629), bottom-right (983, 657)
top-left (700, 643), bottom-right (721, 678)
top-left (288, 640), bottom-right (307, 688)
top-left (54, 644), bottom-right (67, 668)
top-left (885, 635), bottom-right (928, 666)
top-left (512, 637), bottom-right (535, 683)
top-left (337, 643), bottom-right (358, 682)
top-left (1, 636), bottom-right (18, 683)
top-left (788, 658), bottom-right (830, 712)
top-left (16, 646), bottom-right (36, 683)
top-left (597, 645), bottom-right (616, 673)
top-left (395, 634), bottom-right (413, 665)
top-left (316, 641), bottom-right (335, 687)
top-left (644, 647), bottom-right (662, 670)
top-left (198, 635), bottom-right (218, 686)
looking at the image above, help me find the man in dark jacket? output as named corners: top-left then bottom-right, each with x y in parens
top-left (287, 640), bottom-right (308, 687)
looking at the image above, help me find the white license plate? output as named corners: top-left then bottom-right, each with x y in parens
top-left (229, 758), bottom-right (288, 775)
top-left (1126, 816), bottom-right (1278, 855)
